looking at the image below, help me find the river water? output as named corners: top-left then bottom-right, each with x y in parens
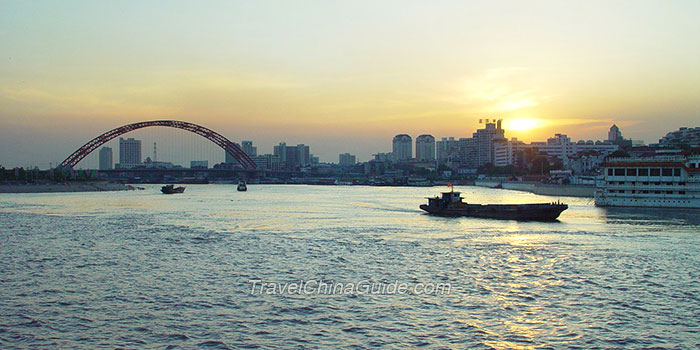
top-left (1, 185), bottom-right (698, 349)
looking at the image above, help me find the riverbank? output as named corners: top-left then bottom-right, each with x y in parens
top-left (474, 180), bottom-right (596, 197)
top-left (0, 182), bottom-right (138, 193)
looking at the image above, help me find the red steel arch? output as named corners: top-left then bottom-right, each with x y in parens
top-left (60, 120), bottom-right (256, 169)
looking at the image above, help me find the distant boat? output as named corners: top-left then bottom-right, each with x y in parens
top-left (420, 187), bottom-right (567, 221)
top-left (237, 180), bottom-right (247, 192)
top-left (161, 184), bottom-right (185, 194)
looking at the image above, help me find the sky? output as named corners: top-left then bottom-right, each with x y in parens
top-left (1, 0), bottom-right (699, 168)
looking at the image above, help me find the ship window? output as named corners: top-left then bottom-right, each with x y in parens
top-left (643, 182), bottom-right (649, 185)
top-left (608, 169), bottom-right (613, 176)
top-left (614, 168), bottom-right (625, 176)
top-left (650, 169), bottom-right (660, 176)
top-left (674, 168), bottom-right (681, 176)
top-left (665, 182), bottom-right (672, 186)
top-left (638, 168), bottom-right (649, 176)
top-left (679, 182), bottom-right (685, 186)
top-left (679, 191), bottom-right (686, 195)
top-left (666, 191), bottom-right (673, 194)
top-left (662, 169), bottom-right (672, 176)
top-left (626, 169), bottom-right (637, 176)
top-left (655, 182), bottom-right (661, 185)
top-left (655, 191), bottom-right (661, 194)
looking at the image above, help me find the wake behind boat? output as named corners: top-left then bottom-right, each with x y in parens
top-left (420, 187), bottom-right (567, 221)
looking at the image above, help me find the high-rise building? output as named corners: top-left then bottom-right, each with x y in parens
top-left (273, 142), bottom-right (287, 163)
top-left (415, 134), bottom-right (436, 161)
top-left (296, 144), bottom-right (310, 166)
top-left (436, 137), bottom-right (460, 164)
top-left (458, 137), bottom-right (478, 168)
top-left (241, 140), bottom-right (257, 157)
top-left (225, 141), bottom-right (256, 164)
top-left (608, 124), bottom-right (622, 142)
top-left (456, 122), bottom-right (505, 169)
top-left (251, 154), bottom-right (281, 171)
top-left (339, 153), bottom-right (356, 166)
top-left (392, 134), bottom-right (412, 162)
top-left (492, 136), bottom-right (513, 167)
top-left (274, 142), bottom-right (311, 169)
top-left (99, 147), bottom-right (113, 170)
top-left (284, 147), bottom-right (298, 169)
top-left (474, 121), bottom-right (505, 167)
top-left (118, 137), bottom-right (141, 168)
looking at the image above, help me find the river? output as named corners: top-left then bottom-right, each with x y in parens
top-left (1, 185), bottom-right (698, 349)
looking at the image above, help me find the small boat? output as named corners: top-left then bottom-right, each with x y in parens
top-left (161, 184), bottom-right (186, 194)
top-left (237, 180), bottom-right (247, 192)
top-left (420, 187), bottom-right (567, 221)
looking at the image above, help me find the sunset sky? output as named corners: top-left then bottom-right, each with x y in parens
top-left (1, 0), bottom-right (699, 167)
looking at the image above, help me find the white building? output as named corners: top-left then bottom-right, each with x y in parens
top-left (99, 147), bottom-right (113, 170)
top-left (392, 134), bottom-right (412, 162)
top-left (524, 134), bottom-right (618, 160)
top-left (493, 136), bottom-right (514, 167)
top-left (659, 127), bottom-right (700, 148)
top-left (415, 134), bottom-right (436, 161)
top-left (118, 137), bottom-right (141, 168)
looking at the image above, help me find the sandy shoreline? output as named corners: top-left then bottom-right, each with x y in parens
top-left (0, 182), bottom-right (138, 193)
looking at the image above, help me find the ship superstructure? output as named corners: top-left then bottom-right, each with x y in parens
top-left (595, 154), bottom-right (700, 208)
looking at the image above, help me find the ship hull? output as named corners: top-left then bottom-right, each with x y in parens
top-left (595, 193), bottom-right (700, 209)
top-left (161, 186), bottom-right (185, 194)
top-left (420, 203), bottom-right (568, 221)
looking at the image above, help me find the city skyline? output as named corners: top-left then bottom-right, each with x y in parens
top-left (2, 1), bottom-right (700, 167)
top-left (0, 118), bottom-right (691, 170)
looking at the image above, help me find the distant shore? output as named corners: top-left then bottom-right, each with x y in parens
top-left (474, 180), bottom-right (596, 197)
top-left (0, 182), bottom-right (138, 193)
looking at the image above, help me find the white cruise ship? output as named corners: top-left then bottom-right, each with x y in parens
top-left (595, 154), bottom-right (700, 208)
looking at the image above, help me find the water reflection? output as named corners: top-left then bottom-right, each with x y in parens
top-left (603, 207), bottom-right (700, 226)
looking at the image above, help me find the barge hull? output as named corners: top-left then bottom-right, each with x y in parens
top-left (420, 203), bottom-right (568, 221)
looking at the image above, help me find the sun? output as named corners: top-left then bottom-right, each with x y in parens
top-left (506, 118), bottom-right (539, 132)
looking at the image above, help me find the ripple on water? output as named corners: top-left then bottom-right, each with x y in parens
top-left (0, 185), bottom-right (699, 348)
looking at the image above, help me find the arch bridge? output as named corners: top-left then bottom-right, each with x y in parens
top-left (60, 120), bottom-right (256, 169)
